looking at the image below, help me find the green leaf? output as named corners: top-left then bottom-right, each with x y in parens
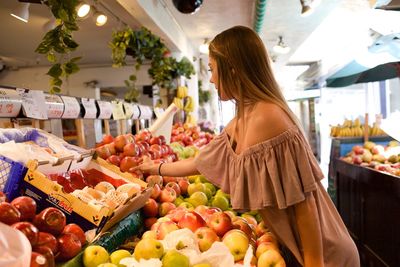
top-left (50, 86), bottom-right (61, 94)
top-left (70, 56), bottom-right (81, 63)
top-left (129, 75), bottom-right (137, 81)
top-left (47, 53), bottom-right (57, 63)
top-left (47, 64), bottom-right (62, 78)
top-left (63, 36), bottom-right (78, 50)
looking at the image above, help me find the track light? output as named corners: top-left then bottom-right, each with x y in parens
top-left (77, 3), bottom-right (91, 18)
top-left (95, 12), bottom-right (108, 26)
top-left (273, 36), bottom-right (291, 54)
top-left (199, 39), bottom-right (209, 54)
top-left (10, 3), bottom-right (30, 23)
top-left (300, 0), bottom-right (314, 17)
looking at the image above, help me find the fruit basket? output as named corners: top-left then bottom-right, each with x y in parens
top-left (0, 155), bottom-right (27, 201)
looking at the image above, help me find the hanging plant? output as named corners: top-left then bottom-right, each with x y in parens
top-left (110, 26), bottom-right (195, 102)
top-left (35, 0), bottom-right (81, 94)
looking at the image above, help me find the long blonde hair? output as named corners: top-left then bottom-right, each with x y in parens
top-left (209, 26), bottom-right (302, 137)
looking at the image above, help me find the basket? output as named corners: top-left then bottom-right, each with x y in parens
top-left (0, 156), bottom-right (27, 201)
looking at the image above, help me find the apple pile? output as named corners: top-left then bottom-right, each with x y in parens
top-left (0, 195), bottom-right (86, 266)
top-left (341, 140), bottom-right (400, 176)
top-left (95, 130), bottom-right (178, 176)
top-left (170, 122), bottom-right (214, 148)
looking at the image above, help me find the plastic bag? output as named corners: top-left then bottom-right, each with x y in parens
top-left (0, 222), bottom-right (32, 267)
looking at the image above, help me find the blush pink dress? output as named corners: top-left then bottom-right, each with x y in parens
top-left (194, 126), bottom-right (360, 267)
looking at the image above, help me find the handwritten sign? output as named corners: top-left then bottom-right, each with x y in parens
top-left (111, 100), bottom-right (125, 120)
top-left (97, 101), bottom-right (112, 119)
top-left (131, 104), bottom-right (141, 119)
top-left (61, 96), bottom-right (81, 119)
top-left (123, 102), bottom-right (134, 119)
top-left (139, 105), bottom-right (153, 120)
top-left (45, 94), bottom-right (64, 119)
top-left (0, 87), bottom-right (22, 117)
top-left (81, 98), bottom-right (97, 119)
top-left (17, 88), bottom-right (47, 119)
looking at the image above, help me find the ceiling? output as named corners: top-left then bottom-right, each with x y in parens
top-left (0, 0), bottom-right (399, 89)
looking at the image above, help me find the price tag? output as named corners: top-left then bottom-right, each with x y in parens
top-left (139, 105), bottom-right (152, 120)
top-left (97, 100), bottom-right (112, 119)
top-left (61, 96), bottom-right (81, 118)
top-left (45, 94), bottom-right (64, 119)
top-left (111, 100), bottom-right (125, 120)
top-left (132, 104), bottom-right (141, 119)
top-left (81, 98), bottom-right (97, 119)
top-left (123, 102), bottom-right (134, 119)
top-left (17, 88), bottom-right (47, 119)
top-left (0, 87), bottom-right (22, 117)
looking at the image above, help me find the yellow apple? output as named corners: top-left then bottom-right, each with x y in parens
top-left (257, 249), bottom-right (286, 267)
top-left (255, 242), bottom-right (279, 258)
top-left (133, 238), bottom-right (164, 260)
top-left (110, 249), bottom-right (132, 267)
top-left (162, 250), bottom-right (190, 267)
top-left (222, 229), bottom-right (249, 261)
top-left (142, 230), bottom-right (157, 239)
top-left (83, 245), bottom-right (110, 267)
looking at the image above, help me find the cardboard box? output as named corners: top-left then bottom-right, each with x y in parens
top-left (22, 160), bottom-right (150, 232)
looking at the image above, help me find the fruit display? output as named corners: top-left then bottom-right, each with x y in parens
top-left (341, 140), bottom-right (400, 176)
top-left (330, 118), bottom-right (386, 137)
top-left (0, 196), bottom-right (87, 266)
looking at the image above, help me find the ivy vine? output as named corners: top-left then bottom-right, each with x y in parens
top-left (35, 0), bottom-right (81, 94)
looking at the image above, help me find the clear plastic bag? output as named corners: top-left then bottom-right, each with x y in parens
top-left (0, 222), bottom-right (32, 267)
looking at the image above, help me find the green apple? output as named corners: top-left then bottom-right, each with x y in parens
top-left (174, 196), bottom-right (185, 206)
top-left (211, 195), bottom-right (230, 211)
top-left (187, 191), bottom-right (208, 207)
top-left (215, 189), bottom-right (230, 199)
top-left (83, 245), bottom-right (110, 267)
top-left (179, 201), bottom-right (195, 210)
top-left (134, 238), bottom-right (164, 260)
top-left (188, 175), bottom-right (197, 183)
top-left (194, 175), bottom-right (209, 183)
top-left (222, 229), bottom-right (249, 261)
top-left (204, 183), bottom-right (216, 195)
top-left (187, 183), bottom-right (206, 196)
top-left (110, 249), bottom-right (132, 267)
top-left (162, 250), bottom-right (190, 267)
top-left (204, 188), bottom-right (212, 199)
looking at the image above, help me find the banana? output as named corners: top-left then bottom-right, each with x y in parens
top-left (184, 96), bottom-right (194, 112)
top-left (177, 86), bottom-right (188, 98)
top-left (173, 97), bottom-right (183, 109)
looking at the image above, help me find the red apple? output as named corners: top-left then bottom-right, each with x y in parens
top-left (182, 136), bottom-right (193, 146)
top-left (105, 143), bottom-right (117, 155)
top-left (241, 214), bottom-right (258, 228)
top-left (144, 217), bottom-right (158, 230)
top-left (142, 198), bottom-right (159, 218)
top-left (159, 135), bottom-right (167, 145)
top-left (158, 187), bottom-right (177, 203)
top-left (256, 232), bottom-right (278, 247)
top-left (33, 207), bottom-right (66, 236)
top-left (120, 156), bottom-right (141, 172)
top-left (95, 145), bottom-right (111, 160)
top-left (114, 135), bottom-right (129, 152)
top-left (207, 212), bottom-right (233, 237)
top-left (149, 150), bottom-right (162, 160)
top-left (177, 178), bottom-right (190, 195)
top-left (158, 202), bottom-right (176, 217)
top-left (178, 211), bottom-right (207, 232)
top-left (123, 143), bottom-right (140, 157)
top-left (62, 223), bottom-right (86, 247)
top-left (150, 184), bottom-right (162, 199)
top-left (107, 155), bottom-right (121, 166)
top-left (139, 141), bottom-right (150, 151)
top-left (165, 182), bottom-right (181, 196)
top-left (33, 246), bottom-right (55, 267)
top-left (30, 252), bottom-right (50, 267)
top-left (36, 232), bottom-right (58, 255)
top-left (149, 137), bottom-right (162, 146)
top-left (163, 176), bottom-right (177, 185)
top-left (10, 196), bottom-right (37, 221)
top-left (156, 220), bottom-right (179, 240)
top-left (56, 233), bottom-right (82, 261)
top-left (255, 221), bottom-right (269, 237)
top-left (0, 191), bottom-right (7, 203)
top-left (135, 130), bottom-right (152, 143)
top-left (232, 217), bottom-right (253, 239)
top-left (102, 134), bottom-right (114, 144)
top-left (166, 206), bottom-right (187, 223)
top-left (0, 202), bottom-right (21, 225)
top-left (194, 227), bottom-right (220, 252)
top-left (146, 175), bottom-right (163, 187)
top-left (12, 221), bottom-right (39, 246)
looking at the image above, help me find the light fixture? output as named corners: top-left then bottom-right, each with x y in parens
top-left (10, 3), bottom-right (30, 23)
top-left (94, 12), bottom-right (108, 26)
top-left (273, 36), bottom-right (291, 54)
top-left (300, 0), bottom-right (314, 17)
top-left (172, 0), bottom-right (203, 14)
top-left (77, 3), bottom-right (91, 18)
top-left (199, 39), bottom-right (209, 54)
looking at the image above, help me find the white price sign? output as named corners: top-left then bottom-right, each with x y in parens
top-left (97, 101), bottom-right (112, 119)
top-left (45, 94), bottom-right (64, 119)
top-left (17, 88), bottom-right (47, 119)
top-left (131, 104), bottom-right (141, 119)
top-left (111, 100), bottom-right (125, 120)
top-left (61, 96), bottom-right (81, 118)
top-left (81, 98), bottom-right (97, 119)
top-left (0, 88), bottom-right (22, 117)
top-left (123, 102), bottom-right (134, 119)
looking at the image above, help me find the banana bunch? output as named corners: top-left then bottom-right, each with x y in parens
top-left (370, 122), bottom-right (386, 136)
top-left (183, 96), bottom-right (194, 112)
top-left (173, 97), bottom-right (183, 109)
top-left (177, 86), bottom-right (188, 99)
top-left (185, 113), bottom-right (196, 124)
top-left (331, 126), bottom-right (364, 137)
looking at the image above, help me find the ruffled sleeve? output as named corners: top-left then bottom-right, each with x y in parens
top-left (194, 127), bottom-right (324, 212)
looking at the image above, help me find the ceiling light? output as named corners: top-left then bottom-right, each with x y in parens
top-left (10, 3), bottom-right (30, 23)
top-left (300, 0), bottom-right (314, 17)
top-left (273, 36), bottom-right (291, 54)
top-left (95, 12), bottom-right (108, 26)
top-left (172, 0), bottom-right (203, 14)
top-left (77, 3), bottom-right (91, 18)
top-left (199, 39), bottom-right (209, 54)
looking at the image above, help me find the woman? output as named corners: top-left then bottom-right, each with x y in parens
top-left (135, 26), bottom-right (360, 267)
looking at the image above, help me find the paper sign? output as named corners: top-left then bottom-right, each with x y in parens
top-left (131, 104), bottom-right (141, 119)
top-left (0, 87), bottom-right (22, 117)
top-left (45, 94), bottom-right (64, 119)
top-left (61, 96), bottom-right (81, 118)
top-left (139, 105), bottom-right (153, 120)
top-left (17, 88), bottom-right (47, 119)
top-left (97, 101), bottom-right (112, 119)
top-left (123, 102), bottom-right (134, 119)
top-left (81, 98), bottom-right (97, 119)
top-left (111, 100), bottom-right (125, 120)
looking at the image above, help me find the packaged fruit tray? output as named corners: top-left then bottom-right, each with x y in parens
top-left (0, 155), bottom-right (27, 201)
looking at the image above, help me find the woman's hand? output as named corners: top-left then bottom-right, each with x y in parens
top-left (132, 156), bottom-right (159, 176)
top-left (133, 157), bottom-right (200, 177)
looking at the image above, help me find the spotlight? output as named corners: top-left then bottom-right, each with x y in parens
top-left (300, 0), bottom-right (313, 17)
top-left (10, 3), bottom-right (30, 23)
top-left (95, 12), bottom-right (108, 26)
top-left (273, 36), bottom-right (291, 54)
top-left (199, 39), bottom-right (209, 54)
top-left (172, 0), bottom-right (203, 14)
top-left (77, 3), bottom-right (91, 18)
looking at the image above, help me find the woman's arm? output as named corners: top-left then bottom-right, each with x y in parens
top-left (294, 192), bottom-right (324, 267)
top-left (133, 157), bottom-right (200, 177)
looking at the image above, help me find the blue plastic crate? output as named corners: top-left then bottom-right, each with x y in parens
top-left (0, 156), bottom-right (27, 201)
